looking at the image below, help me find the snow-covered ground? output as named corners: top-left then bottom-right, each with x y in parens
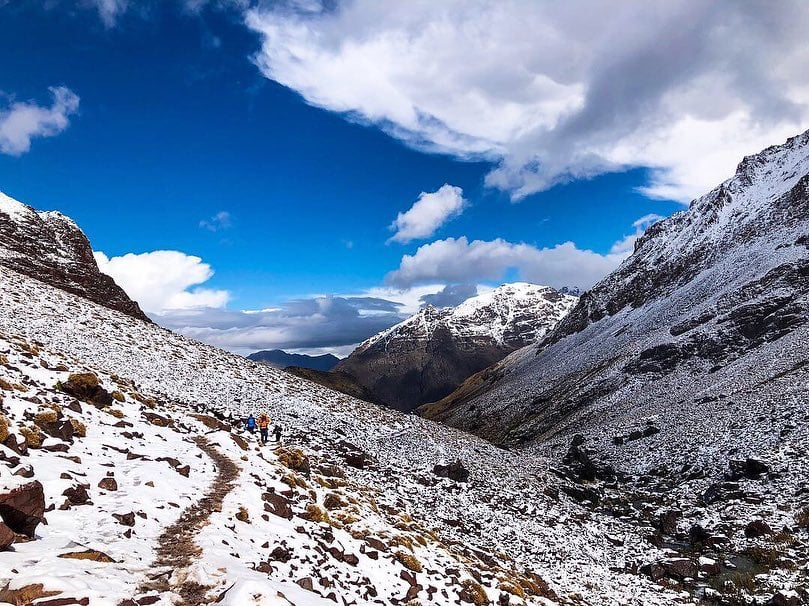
top-left (1, 265), bottom-right (685, 606)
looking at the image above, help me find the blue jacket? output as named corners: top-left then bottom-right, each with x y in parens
top-left (246, 416), bottom-right (257, 429)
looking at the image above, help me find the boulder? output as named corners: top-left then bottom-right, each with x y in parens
top-left (113, 512), bottom-right (136, 527)
top-left (0, 481), bottom-right (45, 537)
top-left (728, 457), bottom-right (770, 480)
top-left (661, 557), bottom-right (698, 579)
top-left (433, 459), bottom-right (470, 483)
top-left (0, 520), bottom-right (15, 549)
top-left (98, 477), bottom-right (118, 492)
top-left (38, 420), bottom-right (74, 443)
top-left (62, 484), bottom-right (90, 506)
top-left (745, 519), bottom-right (772, 538)
top-left (263, 492), bottom-right (293, 519)
top-left (60, 373), bottom-right (113, 407)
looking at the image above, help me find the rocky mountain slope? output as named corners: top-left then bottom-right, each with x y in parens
top-left (419, 132), bottom-right (809, 602)
top-left (0, 258), bottom-right (682, 606)
top-left (248, 349), bottom-right (340, 372)
top-left (0, 192), bottom-right (148, 322)
top-left (335, 283), bottom-right (577, 412)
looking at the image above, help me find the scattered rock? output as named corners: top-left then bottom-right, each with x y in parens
top-left (98, 477), bottom-right (118, 491)
top-left (0, 480), bottom-right (46, 537)
top-left (62, 484), bottom-right (90, 506)
top-left (113, 512), bottom-right (136, 527)
top-left (745, 519), bottom-right (772, 538)
top-left (58, 549), bottom-right (116, 563)
top-left (433, 459), bottom-right (470, 483)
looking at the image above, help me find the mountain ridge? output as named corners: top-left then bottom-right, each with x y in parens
top-left (247, 349), bottom-right (340, 371)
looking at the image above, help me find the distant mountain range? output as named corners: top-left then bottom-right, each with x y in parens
top-left (333, 283), bottom-right (578, 412)
top-left (247, 349), bottom-right (340, 371)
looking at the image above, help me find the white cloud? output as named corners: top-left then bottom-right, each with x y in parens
top-left (0, 87), bottom-right (80, 156)
top-left (388, 184), bottom-right (466, 244)
top-left (94, 250), bottom-right (230, 313)
top-left (199, 210), bottom-right (232, 232)
top-left (89, 0), bottom-right (128, 27)
top-left (246, 1), bottom-right (809, 202)
top-left (384, 220), bottom-right (661, 290)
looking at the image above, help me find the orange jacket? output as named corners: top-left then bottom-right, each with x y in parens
top-left (257, 415), bottom-right (270, 429)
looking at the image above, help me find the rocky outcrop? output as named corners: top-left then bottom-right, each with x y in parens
top-left (0, 192), bottom-right (148, 321)
top-left (336, 283), bottom-right (577, 412)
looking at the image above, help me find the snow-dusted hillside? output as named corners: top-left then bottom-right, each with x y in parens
top-left (335, 283), bottom-right (577, 411)
top-left (420, 132), bottom-right (809, 602)
top-left (1, 265), bottom-right (686, 605)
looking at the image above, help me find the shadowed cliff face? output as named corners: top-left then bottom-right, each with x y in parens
top-left (0, 193), bottom-right (149, 322)
top-left (335, 284), bottom-right (578, 412)
top-left (424, 130), bottom-right (809, 448)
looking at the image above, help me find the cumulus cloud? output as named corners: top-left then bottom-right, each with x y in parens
top-left (94, 250), bottom-right (230, 313)
top-left (385, 230), bottom-right (645, 291)
top-left (199, 210), bottom-right (232, 232)
top-left (388, 184), bottom-right (466, 244)
top-left (0, 87), bottom-right (80, 156)
top-left (246, 1), bottom-right (809, 202)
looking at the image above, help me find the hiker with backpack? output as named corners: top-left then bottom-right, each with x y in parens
top-left (245, 414), bottom-right (257, 435)
top-left (257, 412), bottom-right (271, 444)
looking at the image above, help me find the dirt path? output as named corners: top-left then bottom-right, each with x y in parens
top-left (130, 436), bottom-right (240, 605)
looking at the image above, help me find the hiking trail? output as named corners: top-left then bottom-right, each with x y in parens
top-left (129, 436), bottom-right (240, 605)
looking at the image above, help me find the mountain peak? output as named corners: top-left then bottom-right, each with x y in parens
top-left (0, 191), bottom-right (149, 322)
top-left (336, 282), bottom-right (577, 411)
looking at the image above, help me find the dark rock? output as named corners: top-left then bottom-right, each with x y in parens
top-left (656, 509), bottom-right (681, 535)
top-left (0, 480), bottom-right (46, 537)
top-left (661, 557), bottom-right (698, 579)
top-left (60, 374), bottom-right (113, 408)
top-left (689, 524), bottom-right (710, 545)
top-left (263, 492), bottom-right (293, 520)
top-left (113, 512), bottom-right (136, 527)
top-left (745, 519), bottom-right (772, 538)
top-left (432, 459), bottom-right (470, 483)
top-left (0, 521), bottom-right (15, 550)
top-left (62, 484), bottom-right (90, 506)
top-left (270, 546), bottom-right (291, 562)
top-left (98, 477), bottom-right (118, 491)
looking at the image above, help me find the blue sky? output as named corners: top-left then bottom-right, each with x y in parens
top-left (2, 1), bottom-right (807, 354)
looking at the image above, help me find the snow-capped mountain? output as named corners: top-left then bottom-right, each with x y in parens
top-left (0, 192), bottom-right (148, 321)
top-left (334, 283), bottom-right (577, 412)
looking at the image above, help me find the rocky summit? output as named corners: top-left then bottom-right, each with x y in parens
top-left (0, 192), bottom-right (148, 322)
top-left (335, 283), bottom-right (577, 412)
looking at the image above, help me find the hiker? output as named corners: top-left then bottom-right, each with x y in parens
top-left (273, 424), bottom-right (282, 443)
top-left (257, 412), bottom-right (270, 444)
top-left (245, 414), bottom-right (257, 435)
